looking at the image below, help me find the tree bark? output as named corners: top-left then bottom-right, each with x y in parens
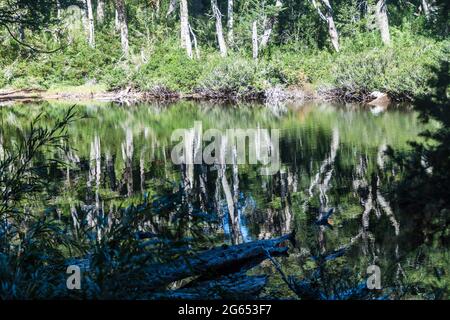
top-left (180, 0), bottom-right (193, 58)
top-left (252, 21), bottom-right (258, 60)
top-left (116, 0), bottom-right (129, 56)
top-left (227, 0), bottom-right (234, 44)
top-left (86, 0), bottom-right (95, 47)
top-left (97, 0), bottom-right (105, 24)
top-left (375, 0), bottom-right (391, 45)
top-left (421, 0), bottom-right (436, 20)
top-left (312, 0), bottom-right (340, 52)
top-left (211, 0), bottom-right (228, 57)
top-left (144, 233), bottom-right (294, 290)
top-left (260, 0), bottom-right (282, 49)
top-left (167, 0), bottom-right (178, 17)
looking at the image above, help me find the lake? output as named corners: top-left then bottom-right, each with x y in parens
top-left (0, 100), bottom-right (445, 299)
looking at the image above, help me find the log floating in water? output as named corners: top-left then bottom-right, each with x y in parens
top-left (145, 233), bottom-right (295, 290)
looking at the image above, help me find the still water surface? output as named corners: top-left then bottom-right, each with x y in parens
top-left (1, 101), bottom-right (444, 298)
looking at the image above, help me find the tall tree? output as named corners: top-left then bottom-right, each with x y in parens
top-left (311, 0), bottom-right (340, 52)
top-left (211, 0), bottom-right (227, 57)
top-left (97, 0), bottom-right (105, 23)
top-left (86, 0), bottom-right (95, 47)
top-left (115, 0), bottom-right (129, 56)
top-left (252, 20), bottom-right (258, 60)
top-left (375, 0), bottom-right (390, 45)
top-left (167, 0), bottom-right (177, 16)
top-left (180, 0), bottom-right (193, 58)
top-left (260, 0), bottom-right (283, 49)
top-left (227, 0), bottom-right (234, 44)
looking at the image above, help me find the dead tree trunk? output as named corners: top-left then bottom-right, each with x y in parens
top-left (180, 0), bottom-right (193, 58)
top-left (116, 0), bottom-right (130, 56)
top-left (144, 233), bottom-right (294, 290)
top-left (252, 21), bottom-right (259, 60)
top-left (167, 0), bottom-right (178, 17)
top-left (312, 0), bottom-right (340, 52)
top-left (375, 0), bottom-right (391, 45)
top-left (86, 0), bottom-right (95, 47)
top-left (211, 0), bottom-right (228, 57)
top-left (227, 0), bottom-right (234, 44)
top-left (260, 0), bottom-right (282, 49)
top-left (97, 0), bottom-right (105, 24)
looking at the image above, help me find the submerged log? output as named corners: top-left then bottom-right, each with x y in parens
top-left (145, 233), bottom-right (295, 290)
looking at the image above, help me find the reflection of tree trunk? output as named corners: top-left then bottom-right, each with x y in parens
top-left (232, 145), bottom-right (239, 221)
top-left (106, 152), bottom-right (117, 191)
top-left (140, 151), bottom-right (145, 193)
top-left (354, 156), bottom-right (376, 257)
top-left (122, 128), bottom-right (134, 197)
top-left (280, 171), bottom-right (292, 234)
top-left (0, 133), bottom-right (4, 162)
top-left (87, 135), bottom-right (101, 228)
top-left (199, 165), bottom-right (208, 211)
top-left (375, 144), bottom-right (400, 235)
top-left (220, 136), bottom-right (241, 245)
top-left (307, 127), bottom-right (339, 210)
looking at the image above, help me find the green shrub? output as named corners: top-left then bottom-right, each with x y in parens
top-left (133, 41), bottom-right (204, 92)
top-left (199, 55), bottom-right (285, 94)
top-left (333, 33), bottom-right (448, 96)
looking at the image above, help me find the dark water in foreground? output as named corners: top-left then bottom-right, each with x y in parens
top-left (1, 101), bottom-right (448, 299)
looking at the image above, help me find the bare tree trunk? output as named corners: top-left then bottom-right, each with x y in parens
top-left (211, 0), bottom-right (228, 57)
top-left (375, 0), bottom-right (391, 45)
top-left (421, 0), bottom-right (436, 20)
top-left (167, 0), bottom-right (178, 17)
top-left (86, 0), bottom-right (95, 47)
top-left (252, 21), bottom-right (258, 60)
top-left (189, 24), bottom-right (200, 59)
top-left (422, 0), bottom-right (430, 17)
top-left (115, 8), bottom-right (120, 31)
top-left (97, 0), bottom-right (105, 24)
top-left (227, 0), bottom-right (234, 44)
top-left (260, 0), bottom-right (282, 49)
top-left (312, 0), bottom-right (340, 52)
top-left (56, 0), bottom-right (62, 19)
top-left (180, 0), bottom-right (193, 58)
top-left (116, 0), bottom-right (129, 56)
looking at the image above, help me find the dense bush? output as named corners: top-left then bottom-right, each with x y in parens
top-left (199, 55), bottom-right (286, 95)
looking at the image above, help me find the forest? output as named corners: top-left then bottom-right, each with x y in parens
top-left (0, 0), bottom-right (449, 303)
top-left (0, 0), bottom-right (448, 100)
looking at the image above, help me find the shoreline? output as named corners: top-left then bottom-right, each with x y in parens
top-left (0, 86), bottom-right (397, 107)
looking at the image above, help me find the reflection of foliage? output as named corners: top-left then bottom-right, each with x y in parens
top-left (389, 58), bottom-right (450, 245)
top-left (387, 58), bottom-right (450, 299)
top-left (0, 107), bottom-right (79, 298)
top-left (0, 110), bottom-right (217, 299)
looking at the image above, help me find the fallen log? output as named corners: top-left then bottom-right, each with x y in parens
top-left (153, 272), bottom-right (268, 300)
top-left (144, 233), bottom-right (295, 290)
